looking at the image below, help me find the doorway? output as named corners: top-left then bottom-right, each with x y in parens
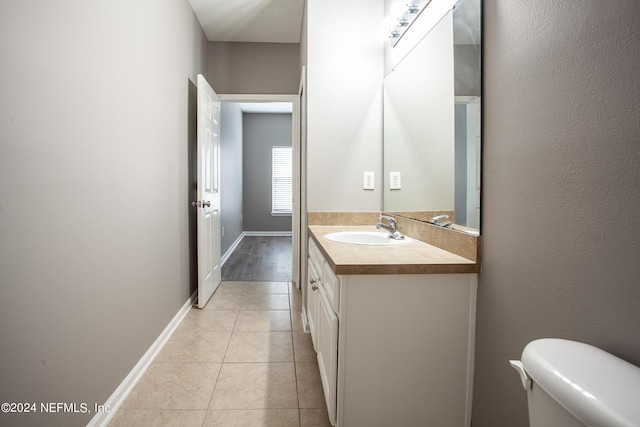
top-left (217, 94), bottom-right (302, 288)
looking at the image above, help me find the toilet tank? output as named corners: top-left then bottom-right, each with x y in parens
top-left (512, 338), bottom-right (640, 427)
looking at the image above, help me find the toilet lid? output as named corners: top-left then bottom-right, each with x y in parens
top-left (522, 338), bottom-right (640, 427)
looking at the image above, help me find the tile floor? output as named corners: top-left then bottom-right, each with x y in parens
top-left (109, 281), bottom-right (331, 427)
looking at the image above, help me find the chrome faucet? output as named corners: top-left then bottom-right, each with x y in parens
top-left (430, 214), bottom-right (452, 228)
top-left (376, 215), bottom-right (405, 240)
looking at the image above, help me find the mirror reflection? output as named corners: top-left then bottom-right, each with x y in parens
top-left (383, 0), bottom-right (481, 234)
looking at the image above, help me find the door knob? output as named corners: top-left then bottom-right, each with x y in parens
top-left (202, 201), bottom-right (211, 207)
top-left (191, 201), bottom-right (201, 208)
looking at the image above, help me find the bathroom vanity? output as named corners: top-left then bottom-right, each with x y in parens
top-left (306, 225), bottom-right (479, 427)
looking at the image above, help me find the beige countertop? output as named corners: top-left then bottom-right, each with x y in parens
top-left (309, 225), bottom-right (480, 275)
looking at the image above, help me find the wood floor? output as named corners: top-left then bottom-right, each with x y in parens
top-left (222, 236), bottom-right (292, 282)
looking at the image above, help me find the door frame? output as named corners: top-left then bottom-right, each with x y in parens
top-left (218, 93), bottom-right (303, 289)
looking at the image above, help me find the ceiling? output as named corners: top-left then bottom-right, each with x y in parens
top-left (188, 0), bottom-right (305, 43)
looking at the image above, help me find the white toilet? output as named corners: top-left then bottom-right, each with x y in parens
top-left (510, 338), bottom-right (640, 427)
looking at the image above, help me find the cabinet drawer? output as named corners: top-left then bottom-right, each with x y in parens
top-left (321, 262), bottom-right (340, 313)
top-left (309, 238), bottom-right (340, 313)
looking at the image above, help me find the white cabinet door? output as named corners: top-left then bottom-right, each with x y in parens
top-left (307, 259), bottom-right (320, 352)
top-left (317, 286), bottom-right (338, 426)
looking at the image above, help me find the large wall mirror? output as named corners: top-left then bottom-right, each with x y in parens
top-left (383, 0), bottom-right (481, 234)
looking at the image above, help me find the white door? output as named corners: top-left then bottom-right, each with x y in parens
top-left (195, 74), bottom-right (221, 308)
top-left (292, 68), bottom-right (305, 290)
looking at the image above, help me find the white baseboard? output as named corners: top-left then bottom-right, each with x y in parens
top-left (243, 230), bottom-right (292, 237)
top-left (301, 306), bottom-right (310, 333)
top-left (86, 291), bottom-right (196, 427)
top-left (221, 233), bottom-right (245, 266)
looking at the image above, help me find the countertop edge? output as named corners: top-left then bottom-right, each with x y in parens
top-left (309, 226), bottom-right (480, 275)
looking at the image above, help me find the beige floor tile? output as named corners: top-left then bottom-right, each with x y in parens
top-left (210, 363), bottom-right (298, 410)
top-left (216, 281), bottom-right (249, 294)
top-left (290, 294), bottom-right (302, 312)
top-left (288, 282), bottom-right (297, 294)
top-left (235, 310), bottom-right (292, 332)
top-left (177, 309), bottom-right (238, 332)
top-left (289, 284), bottom-right (302, 309)
top-left (291, 309), bottom-right (305, 332)
top-left (155, 330), bottom-right (231, 363)
top-left (292, 332), bottom-right (316, 363)
top-left (224, 332), bottom-right (294, 363)
top-left (203, 409), bottom-right (300, 427)
top-left (108, 409), bottom-right (206, 426)
top-left (295, 362), bottom-right (326, 409)
top-left (204, 292), bottom-right (245, 310)
top-left (300, 408), bottom-right (332, 427)
top-left (245, 281), bottom-right (290, 294)
top-left (299, 408), bottom-right (332, 427)
top-left (114, 271), bottom-right (331, 425)
top-left (241, 293), bottom-right (290, 310)
top-left (123, 362), bottom-right (221, 410)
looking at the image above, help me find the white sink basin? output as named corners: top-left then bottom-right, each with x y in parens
top-left (324, 231), bottom-right (412, 246)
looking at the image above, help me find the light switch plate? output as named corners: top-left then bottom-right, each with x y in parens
top-left (390, 171), bottom-right (402, 189)
top-left (363, 171), bottom-right (375, 190)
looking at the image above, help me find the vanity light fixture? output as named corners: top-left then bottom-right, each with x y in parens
top-left (389, 0), bottom-right (432, 46)
top-left (407, 3), bottom-right (421, 13)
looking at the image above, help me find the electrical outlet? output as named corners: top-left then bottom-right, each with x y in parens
top-left (363, 171), bottom-right (375, 190)
top-left (390, 171), bottom-right (402, 190)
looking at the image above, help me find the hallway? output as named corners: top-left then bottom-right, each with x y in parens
top-left (222, 236), bottom-right (292, 282)
top-left (109, 281), bottom-right (331, 426)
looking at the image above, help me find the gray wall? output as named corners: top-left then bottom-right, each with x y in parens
top-left (473, 1), bottom-right (640, 426)
top-left (454, 45), bottom-right (481, 97)
top-left (208, 42), bottom-right (301, 94)
top-left (0, 0), bottom-right (207, 426)
top-left (220, 103), bottom-right (245, 254)
top-left (243, 113), bottom-right (293, 232)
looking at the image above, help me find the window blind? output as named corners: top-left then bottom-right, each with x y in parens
top-left (272, 146), bottom-right (293, 214)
